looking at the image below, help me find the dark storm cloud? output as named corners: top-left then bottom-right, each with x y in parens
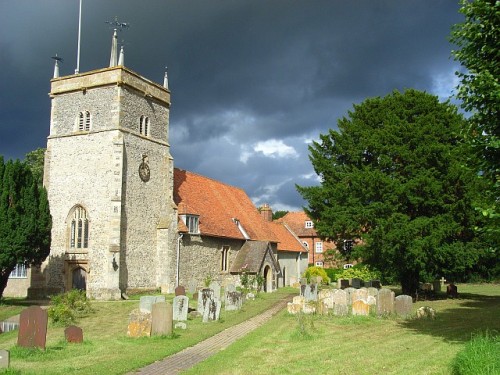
top-left (0, 0), bottom-right (463, 210)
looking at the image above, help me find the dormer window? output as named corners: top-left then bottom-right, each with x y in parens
top-left (181, 214), bottom-right (199, 234)
top-left (140, 115), bottom-right (150, 136)
top-left (78, 111), bottom-right (91, 131)
top-left (305, 220), bottom-right (314, 229)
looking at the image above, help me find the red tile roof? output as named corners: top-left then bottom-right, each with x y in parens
top-left (174, 168), bottom-right (277, 241)
top-left (278, 211), bottom-right (319, 237)
top-left (268, 222), bottom-right (307, 253)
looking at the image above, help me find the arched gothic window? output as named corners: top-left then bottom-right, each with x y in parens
top-left (69, 206), bottom-right (89, 249)
top-left (78, 111), bottom-right (91, 131)
top-left (139, 115), bottom-right (150, 136)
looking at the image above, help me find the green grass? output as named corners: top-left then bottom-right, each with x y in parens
top-left (0, 289), bottom-right (294, 374)
top-left (183, 283), bottom-right (500, 375)
top-left (451, 330), bottom-right (500, 375)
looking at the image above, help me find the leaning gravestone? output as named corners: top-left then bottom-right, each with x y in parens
top-left (304, 284), bottom-right (318, 302)
top-left (225, 291), bottom-right (243, 311)
top-left (173, 295), bottom-right (189, 321)
top-left (17, 306), bottom-right (48, 349)
top-left (394, 295), bottom-right (413, 318)
top-left (175, 285), bottom-right (186, 296)
top-left (127, 309), bottom-right (152, 337)
top-left (197, 288), bottom-right (214, 315)
top-left (151, 302), bottom-right (173, 336)
top-left (332, 289), bottom-right (348, 316)
top-left (140, 295), bottom-right (166, 313)
top-left (202, 298), bottom-right (221, 322)
top-left (0, 349), bottom-right (9, 369)
top-left (352, 299), bottom-right (370, 316)
top-left (209, 281), bottom-right (221, 301)
top-left (377, 288), bottom-right (395, 316)
top-left (64, 325), bottom-right (83, 343)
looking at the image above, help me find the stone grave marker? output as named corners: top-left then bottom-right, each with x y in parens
top-left (317, 300), bottom-right (329, 315)
top-left (140, 295), bottom-right (166, 313)
top-left (175, 322), bottom-right (187, 330)
top-left (351, 278), bottom-right (363, 289)
top-left (371, 280), bottom-right (381, 289)
top-left (352, 288), bottom-right (368, 303)
top-left (173, 295), bottom-right (189, 321)
top-left (319, 289), bottom-right (334, 309)
top-left (151, 302), bottom-right (173, 336)
top-left (332, 289), bottom-right (348, 316)
top-left (293, 295), bottom-right (305, 306)
top-left (447, 284), bottom-right (458, 298)
top-left (304, 284), bottom-right (318, 302)
top-left (197, 288), bottom-right (214, 315)
top-left (0, 349), bottom-right (9, 369)
top-left (226, 283), bottom-right (236, 293)
top-left (287, 302), bottom-right (302, 314)
top-left (367, 287), bottom-right (379, 297)
top-left (432, 281), bottom-right (441, 293)
top-left (175, 285), bottom-right (186, 296)
top-left (300, 277), bottom-right (308, 286)
top-left (17, 306), bottom-right (48, 349)
top-left (225, 291), bottom-right (243, 311)
top-left (209, 281), bottom-right (221, 301)
top-left (300, 284), bottom-right (306, 296)
top-left (394, 295), bottom-right (413, 318)
top-left (366, 295), bottom-right (377, 305)
top-left (202, 298), bottom-right (221, 322)
top-left (344, 287), bottom-right (355, 305)
top-left (188, 279), bottom-right (197, 294)
top-left (377, 288), bottom-right (395, 316)
top-left (352, 299), bottom-right (370, 316)
top-left (127, 309), bottom-right (152, 337)
top-left (339, 279), bottom-right (349, 289)
top-left (364, 280), bottom-right (372, 287)
top-left (64, 325), bottom-right (83, 343)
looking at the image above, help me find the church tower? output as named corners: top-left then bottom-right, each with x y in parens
top-left (32, 33), bottom-right (178, 299)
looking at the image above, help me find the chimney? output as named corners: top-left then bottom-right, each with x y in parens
top-left (260, 203), bottom-right (273, 222)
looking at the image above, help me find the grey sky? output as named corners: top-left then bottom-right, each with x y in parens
top-left (0, 0), bottom-right (463, 211)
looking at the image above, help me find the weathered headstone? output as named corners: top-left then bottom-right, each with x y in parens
top-left (332, 289), bottom-right (348, 316)
top-left (371, 280), bottom-right (381, 289)
top-left (351, 278), bottom-right (363, 289)
top-left (366, 295), bottom-right (377, 305)
top-left (17, 306), bottom-right (48, 349)
top-left (188, 279), bottom-right (197, 294)
top-left (352, 299), bottom-right (370, 316)
top-left (394, 295), bottom-right (413, 318)
top-left (344, 287), bottom-right (356, 305)
top-left (352, 288), bottom-right (368, 303)
top-left (293, 295), bottom-right (305, 306)
top-left (0, 349), bottom-right (9, 369)
top-left (364, 280), bottom-right (372, 287)
top-left (197, 288), bottom-right (214, 315)
top-left (175, 322), bottom-right (187, 329)
top-left (302, 301), bottom-right (316, 314)
top-left (226, 283), bottom-right (236, 293)
top-left (338, 279), bottom-right (349, 289)
top-left (64, 325), bottom-right (83, 343)
top-left (151, 302), bottom-right (173, 336)
top-left (127, 308), bottom-right (152, 337)
top-left (317, 300), bottom-right (329, 315)
top-left (416, 306), bottom-right (436, 319)
top-left (209, 281), bottom-right (221, 301)
top-left (447, 284), bottom-right (458, 298)
top-left (432, 281), bottom-right (441, 293)
top-left (287, 302), bottom-right (302, 314)
top-left (377, 288), bottom-right (395, 315)
top-left (202, 298), bottom-right (221, 322)
top-left (175, 285), bottom-right (186, 296)
top-left (225, 291), bottom-right (243, 311)
top-left (319, 289), bottom-right (334, 309)
top-left (304, 284), bottom-right (318, 302)
top-left (173, 295), bottom-right (189, 321)
top-left (367, 287), bottom-right (379, 297)
top-left (140, 295), bottom-right (166, 313)
top-left (300, 284), bottom-right (307, 296)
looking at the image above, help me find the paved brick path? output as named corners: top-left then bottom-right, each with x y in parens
top-left (130, 294), bottom-right (293, 375)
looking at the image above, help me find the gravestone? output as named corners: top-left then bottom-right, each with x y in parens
top-left (209, 281), bottom-right (221, 301)
top-left (303, 301), bottom-right (316, 314)
top-left (352, 288), bottom-right (368, 303)
top-left (371, 280), bottom-right (381, 289)
top-left (300, 284), bottom-right (306, 296)
top-left (364, 280), bottom-right (372, 287)
top-left (140, 295), bottom-right (166, 313)
top-left (64, 325), bottom-right (83, 343)
top-left (352, 299), bottom-right (370, 316)
top-left (367, 287), bottom-right (379, 297)
top-left (226, 283), bottom-right (236, 293)
top-left (317, 300), bottom-right (329, 315)
top-left (332, 289), bottom-right (348, 316)
top-left (197, 288), bottom-right (214, 315)
top-left (319, 289), bottom-right (334, 309)
top-left (338, 279), bottom-right (349, 289)
top-left (416, 306), bottom-right (436, 319)
top-left (175, 322), bottom-right (187, 330)
top-left (127, 309), bottom-right (152, 337)
top-left (366, 295), bottom-right (377, 305)
top-left (394, 295), bottom-right (413, 318)
top-left (377, 288), bottom-right (395, 315)
top-left (202, 298), bottom-right (221, 322)
top-left (17, 306), bottom-right (48, 349)
top-left (287, 302), bottom-right (302, 314)
top-left (188, 279), bottom-right (197, 294)
top-left (432, 281), bottom-right (441, 293)
top-left (304, 284), bottom-right (318, 302)
top-left (0, 349), bottom-right (9, 369)
top-left (293, 295), bottom-right (305, 306)
top-left (351, 278), bottom-right (363, 289)
top-left (447, 284), bottom-right (458, 298)
top-left (344, 287), bottom-right (356, 305)
top-left (225, 291), bottom-right (243, 311)
top-left (175, 285), bottom-right (186, 296)
top-left (173, 295), bottom-right (189, 321)
top-left (151, 302), bottom-right (173, 336)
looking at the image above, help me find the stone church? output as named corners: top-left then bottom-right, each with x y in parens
top-left (26, 31), bottom-right (308, 300)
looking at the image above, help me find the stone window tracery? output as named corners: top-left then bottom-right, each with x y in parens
top-left (69, 206), bottom-right (89, 249)
top-left (140, 115), bottom-right (150, 136)
top-left (78, 111), bottom-right (91, 131)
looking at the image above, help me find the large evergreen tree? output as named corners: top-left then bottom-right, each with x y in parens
top-left (450, 0), bottom-right (500, 238)
top-left (297, 90), bottom-right (487, 295)
top-left (0, 156), bottom-right (51, 298)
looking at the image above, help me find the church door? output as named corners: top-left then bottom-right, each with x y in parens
top-left (72, 267), bottom-right (87, 291)
top-left (263, 265), bottom-right (272, 293)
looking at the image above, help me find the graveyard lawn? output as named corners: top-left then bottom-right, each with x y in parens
top-left (0, 289), bottom-right (294, 374)
top-left (184, 284), bottom-right (500, 375)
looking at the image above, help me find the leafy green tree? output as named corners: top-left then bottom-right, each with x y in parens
top-left (272, 210), bottom-right (288, 220)
top-left (0, 156), bottom-right (52, 298)
top-left (25, 148), bottom-right (46, 185)
top-left (297, 90), bottom-right (487, 295)
top-left (450, 0), bottom-right (500, 237)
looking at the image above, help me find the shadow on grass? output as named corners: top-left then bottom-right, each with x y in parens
top-left (398, 291), bottom-right (500, 344)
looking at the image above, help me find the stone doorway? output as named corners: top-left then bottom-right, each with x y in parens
top-left (263, 265), bottom-right (272, 292)
top-left (72, 267), bottom-right (87, 291)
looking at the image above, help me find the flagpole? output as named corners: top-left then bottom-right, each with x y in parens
top-left (75, 0), bottom-right (82, 74)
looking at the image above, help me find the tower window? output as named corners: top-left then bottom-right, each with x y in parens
top-left (140, 116), bottom-right (150, 136)
top-left (221, 246), bottom-right (229, 272)
top-left (69, 206), bottom-right (89, 249)
top-left (78, 111), bottom-right (91, 131)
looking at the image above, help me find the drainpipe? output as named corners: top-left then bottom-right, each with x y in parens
top-left (176, 233), bottom-right (183, 287)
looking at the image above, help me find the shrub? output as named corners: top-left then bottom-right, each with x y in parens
top-left (324, 268), bottom-right (343, 282)
top-left (451, 330), bottom-right (499, 375)
top-left (303, 266), bottom-right (329, 284)
top-left (336, 264), bottom-right (381, 282)
top-left (48, 289), bottom-right (94, 326)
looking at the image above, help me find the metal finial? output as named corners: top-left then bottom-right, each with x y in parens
top-left (51, 54), bottom-right (64, 78)
top-left (163, 66), bottom-right (169, 89)
top-left (105, 16), bottom-right (130, 31)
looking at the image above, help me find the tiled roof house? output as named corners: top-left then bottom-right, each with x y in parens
top-left (173, 168), bottom-right (308, 291)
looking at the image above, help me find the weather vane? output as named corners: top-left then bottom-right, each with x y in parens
top-left (105, 16), bottom-right (130, 31)
top-left (51, 54), bottom-right (64, 78)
